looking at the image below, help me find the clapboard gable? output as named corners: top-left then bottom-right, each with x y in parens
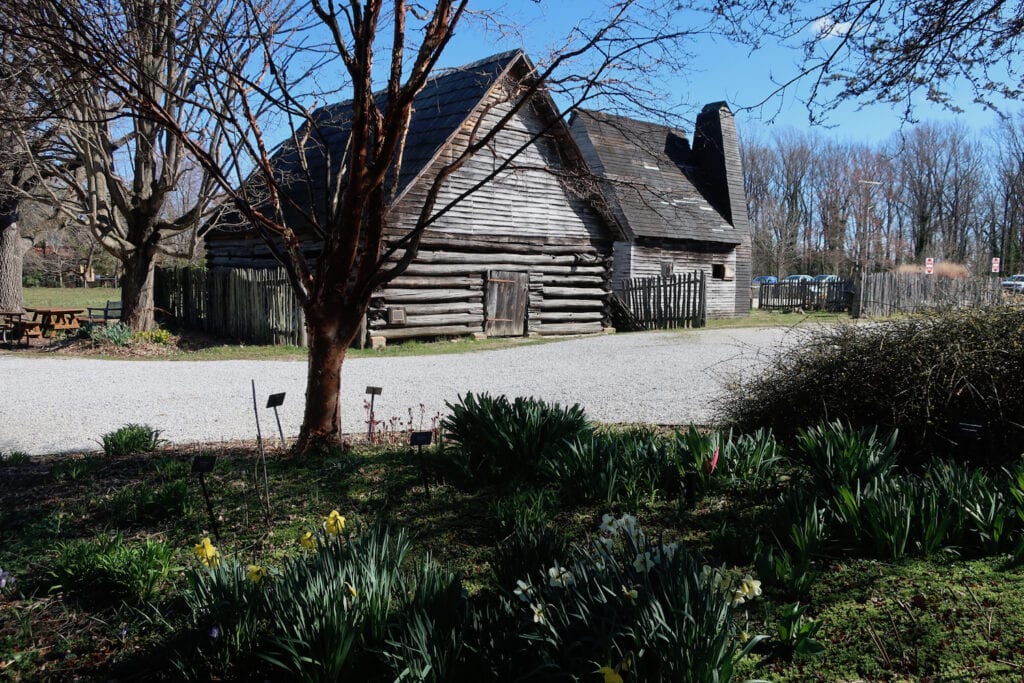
top-left (570, 110), bottom-right (741, 245)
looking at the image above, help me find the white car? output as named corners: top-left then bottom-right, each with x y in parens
top-left (1002, 274), bottom-right (1024, 293)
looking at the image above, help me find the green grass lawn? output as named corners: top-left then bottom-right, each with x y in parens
top-left (22, 286), bottom-right (121, 310)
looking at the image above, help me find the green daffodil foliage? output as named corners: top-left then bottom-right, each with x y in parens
top-left (502, 514), bottom-right (767, 682)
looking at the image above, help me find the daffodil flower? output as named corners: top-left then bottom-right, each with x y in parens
top-left (632, 551), bottom-right (656, 573)
top-left (345, 582), bottom-right (358, 598)
top-left (530, 602), bottom-right (545, 624)
top-left (622, 585), bottom-right (638, 601)
top-left (514, 579), bottom-right (532, 602)
top-left (247, 564), bottom-right (268, 584)
top-left (599, 513), bottom-right (618, 534)
top-left (299, 531), bottom-right (316, 550)
top-left (324, 510), bottom-right (346, 536)
top-left (617, 514), bottom-right (637, 535)
top-left (193, 537), bottom-right (221, 567)
top-left (740, 575), bottom-right (762, 599)
top-left (598, 666), bottom-right (624, 683)
top-left (548, 565), bottom-right (575, 588)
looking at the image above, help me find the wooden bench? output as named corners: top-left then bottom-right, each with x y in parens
top-left (82, 300), bottom-right (122, 324)
top-left (12, 319), bottom-right (43, 345)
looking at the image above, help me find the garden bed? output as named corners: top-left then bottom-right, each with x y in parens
top-left (2, 413), bottom-right (1022, 680)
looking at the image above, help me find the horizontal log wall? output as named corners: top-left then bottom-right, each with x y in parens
top-left (369, 240), bottom-right (611, 339)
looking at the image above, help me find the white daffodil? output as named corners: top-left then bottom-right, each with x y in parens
top-left (548, 565), bottom-right (575, 588)
top-left (633, 551), bottom-right (656, 573)
top-left (740, 575), bottom-right (762, 599)
top-left (514, 579), bottom-right (532, 602)
top-left (599, 513), bottom-right (618, 534)
top-left (531, 603), bottom-right (545, 624)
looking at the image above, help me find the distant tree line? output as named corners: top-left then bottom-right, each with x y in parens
top-left (742, 115), bottom-right (1024, 278)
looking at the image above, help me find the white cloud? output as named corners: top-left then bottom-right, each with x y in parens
top-left (812, 16), bottom-right (853, 39)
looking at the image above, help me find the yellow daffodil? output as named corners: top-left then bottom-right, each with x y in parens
top-left (622, 585), bottom-right (638, 601)
top-left (247, 564), bottom-right (268, 584)
top-left (193, 537), bottom-right (221, 567)
top-left (299, 531), bottom-right (316, 550)
top-left (324, 510), bottom-right (346, 536)
top-left (345, 582), bottom-right (358, 598)
top-left (598, 666), bottom-right (624, 683)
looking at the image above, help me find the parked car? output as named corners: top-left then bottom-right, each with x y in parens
top-left (781, 274), bottom-right (813, 283)
top-left (1002, 274), bottom-right (1024, 293)
top-left (752, 275), bottom-right (778, 285)
top-left (812, 274), bottom-right (842, 284)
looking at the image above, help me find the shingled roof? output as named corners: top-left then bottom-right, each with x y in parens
top-left (570, 109), bottom-right (742, 245)
top-left (255, 50), bottom-right (524, 230)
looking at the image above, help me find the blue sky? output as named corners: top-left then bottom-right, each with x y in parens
top-left (425, 1), bottom-right (1017, 145)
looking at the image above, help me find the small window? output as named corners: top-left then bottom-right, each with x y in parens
top-left (660, 262), bottom-right (674, 278)
top-left (712, 264), bottom-right (736, 281)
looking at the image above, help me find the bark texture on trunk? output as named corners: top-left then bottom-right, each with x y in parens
top-left (120, 249), bottom-right (157, 330)
top-left (295, 303), bottom-right (364, 452)
top-left (0, 210), bottom-right (29, 313)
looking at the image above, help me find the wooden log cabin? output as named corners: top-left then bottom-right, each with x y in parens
top-left (205, 50), bottom-right (620, 344)
top-left (569, 105), bottom-right (752, 318)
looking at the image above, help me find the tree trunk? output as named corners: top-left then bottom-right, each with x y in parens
top-left (0, 209), bottom-right (29, 313)
top-left (295, 304), bottom-right (364, 452)
top-left (121, 249), bottom-right (157, 330)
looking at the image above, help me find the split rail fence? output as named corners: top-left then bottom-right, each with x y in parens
top-left (614, 271), bottom-right (706, 330)
top-left (154, 267), bottom-right (306, 346)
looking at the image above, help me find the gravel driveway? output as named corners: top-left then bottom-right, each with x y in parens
top-left (0, 327), bottom-right (802, 455)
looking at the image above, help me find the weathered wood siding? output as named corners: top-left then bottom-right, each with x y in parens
top-left (618, 241), bottom-right (740, 318)
top-left (370, 82), bottom-right (612, 341)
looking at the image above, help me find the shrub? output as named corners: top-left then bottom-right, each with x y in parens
top-left (442, 392), bottom-right (590, 484)
top-left (89, 321), bottom-right (133, 347)
top-left (100, 423), bottom-right (165, 456)
top-left (48, 535), bottom-right (177, 604)
top-left (720, 307), bottom-right (1024, 469)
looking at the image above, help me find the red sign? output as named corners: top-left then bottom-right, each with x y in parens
top-left (925, 257), bottom-right (934, 266)
top-left (925, 257), bottom-right (934, 275)
top-left (992, 257), bottom-right (1001, 273)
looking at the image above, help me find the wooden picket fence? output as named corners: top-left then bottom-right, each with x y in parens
top-left (154, 267), bottom-right (306, 345)
top-left (857, 272), bottom-right (1003, 317)
top-left (758, 280), bottom-right (855, 312)
top-left (615, 271), bottom-right (706, 330)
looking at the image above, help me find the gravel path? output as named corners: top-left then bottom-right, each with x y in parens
top-left (0, 327), bottom-right (803, 455)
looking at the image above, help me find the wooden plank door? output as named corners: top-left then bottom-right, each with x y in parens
top-left (485, 270), bottom-right (529, 337)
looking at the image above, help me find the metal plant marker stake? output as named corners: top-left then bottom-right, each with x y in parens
top-left (191, 455), bottom-right (220, 541)
top-left (410, 431), bottom-right (432, 498)
top-left (266, 392), bottom-right (287, 449)
top-left (251, 379), bottom-right (264, 453)
top-left (366, 386), bottom-right (382, 441)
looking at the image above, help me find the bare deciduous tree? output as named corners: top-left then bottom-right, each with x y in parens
top-left (28, 0), bottom-right (705, 450)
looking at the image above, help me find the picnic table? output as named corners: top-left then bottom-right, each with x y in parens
top-left (23, 307), bottom-right (84, 338)
top-left (0, 311), bottom-right (25, 343)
